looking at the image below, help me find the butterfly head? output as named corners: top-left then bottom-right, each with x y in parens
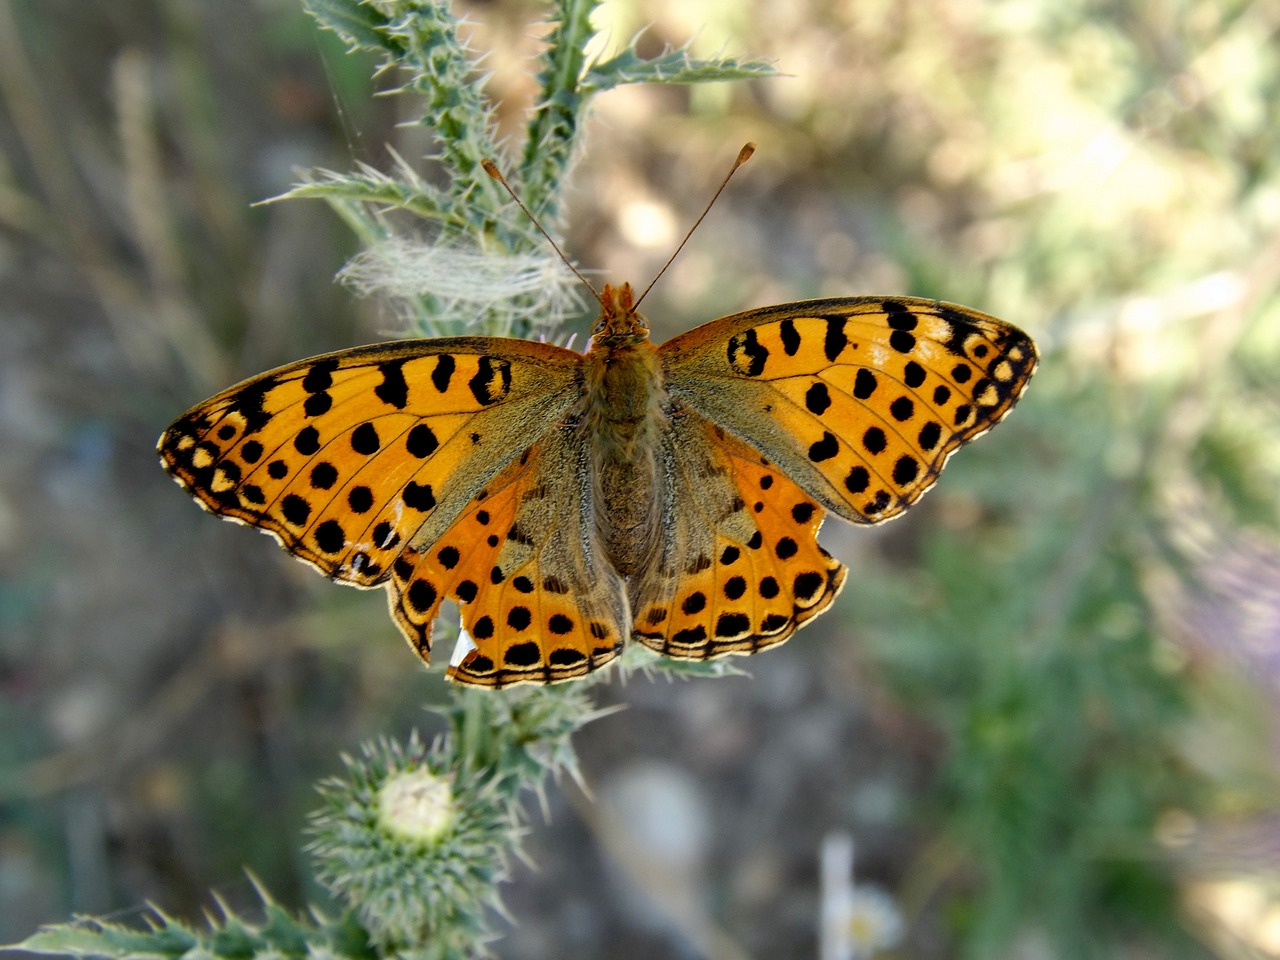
top-left (591, 282), bottom-right (651, 347)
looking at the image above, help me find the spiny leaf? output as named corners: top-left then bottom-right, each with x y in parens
top-left (581, 46), bottom-right (777, 94)
top-left (7, 902), bottom-right (369, 960)
top-left (271, 167), bottom-right (460, 227)
top-left (519, 0), bottom-right (600, 225)
top-left (301, 0), bottom-right (389, 50)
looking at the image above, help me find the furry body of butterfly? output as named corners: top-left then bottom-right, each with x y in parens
top-left (584, 285), bottom-right (669, 578)
top-left (160, 282), bottom-right (1037, 687)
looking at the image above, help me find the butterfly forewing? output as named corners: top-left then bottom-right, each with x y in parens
top-left (659, 297), bottom-right (1037, 526)
top-left (158, 338), bottom-right (583, 591)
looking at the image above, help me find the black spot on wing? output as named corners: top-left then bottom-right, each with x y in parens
top-left (893, 455), bottom-right (919, 485)
top-left (302, 360), bottom-right (338, 393)
top-left (294, 427), bottom-right (320, 456)
top-left (432, 354), bottom-right (456, 393)
top-left (779, 319), bottom-right (801, 356)
top-left (794, 571), bottom-right (825, 602)
top-left (469, 357), bottom-right (511, 405)
top-left (918, 421), bottom-right (942, 451)
top-left (805, 382), bottom-right (832, 414)
top-left (938, 307), bottom-right (977, 355)
top-left (404, 481), bottom-right (436, 511)
top-left (671, 626), bottom-right (706, 647)
top-left (761, 613), bottom-right (789, 633)
top-left (314, 519), bottom-right (345, 554)
top-left (854, 369), bottom-right (878, 399)
top-left (716, 612), bottom-right (750, 638)
top-left (303, 392), bottom-right (332, 417)
top-left (407, 579), bottom-right (437, 613)
top-left (347, 486), bottom-right (374, 513)
top-left (226, 377), bottom-right (277, 434)
top-left (406, 424), bottom-right (439, 458)
top-left (883, 301), bottom-right (918, 331)
top-left (375, 359), bottom-right (409, 409)
top-left (889, 330), bottom-right (916, 353)
top-left (728, 328), bottom-right (769, 377)
top-left (822, 316), bottom-right (848, 361)
top-left (808, 432), bottom-right (839, 462)
top-left (351, 423), bottom-right (380, 455)
top-left (309, 462), bottom-right (337, 489)
top-left (505, 641), bottom-right (539, 666)
top-left (281, 494), bottom-right (310, 526)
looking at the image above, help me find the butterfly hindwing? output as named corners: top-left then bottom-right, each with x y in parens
top-left (387, 425), bottom-right (628, 687)
top-left (629, 411), bottom-right (847, 660)
top-left (158, 338), bottom-right (583, 591)
top-left (659, 297), bottom-right (1037, 526)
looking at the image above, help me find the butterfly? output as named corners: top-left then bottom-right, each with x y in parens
top-left (159, 281), bottom-right (1036, 688)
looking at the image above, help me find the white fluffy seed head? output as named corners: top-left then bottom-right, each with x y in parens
top-left (339, 237), bottom-right (585, 329)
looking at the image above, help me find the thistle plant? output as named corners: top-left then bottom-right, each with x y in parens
top-left (9, 1), bottom-right (770, 957)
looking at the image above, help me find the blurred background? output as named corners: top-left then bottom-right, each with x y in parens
top-left (2, 0), bottom-right (1279, 958)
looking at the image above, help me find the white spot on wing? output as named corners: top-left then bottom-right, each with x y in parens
top-left (450, 620), bottom-right (477, 667)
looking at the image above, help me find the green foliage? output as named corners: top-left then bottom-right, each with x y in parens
top-left (11, 898), bottom-right (372, 960)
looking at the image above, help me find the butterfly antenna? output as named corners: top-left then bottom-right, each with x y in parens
top-left (481, 159), bottom-right (606, 311)
top-left (633, 142), bottom-right (756, 311)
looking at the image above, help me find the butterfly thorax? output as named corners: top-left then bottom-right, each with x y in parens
top-left (582, 283), bottom-right (667, 577)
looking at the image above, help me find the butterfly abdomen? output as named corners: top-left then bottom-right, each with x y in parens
top-left (582, 340), bottom-right (668, 578)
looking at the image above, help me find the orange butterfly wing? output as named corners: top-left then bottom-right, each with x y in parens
top-left (385, 426), bottom-right (629, 688)
top-left (659, 296), bottom-right (1037, 526)
top-left (629, 412), bottom-right (847, 660)
top-left (158, 337), bottom-right (582, 629)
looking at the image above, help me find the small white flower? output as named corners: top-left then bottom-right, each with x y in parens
top-left (840, 885), bottom-right (904, 958)
top-left (377, 767), bottom-right (455, 844)
top-left (820, 832), bottom-right (905, 960)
